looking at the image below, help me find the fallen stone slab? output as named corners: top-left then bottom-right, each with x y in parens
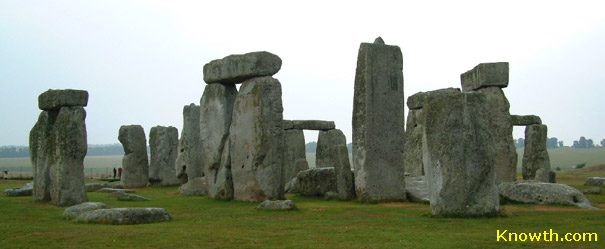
top-left (258, 200), bottom-right (295, 210)
top-left (296, 167), bottom-right (337, 197)
top-left (2, 182), bottom-right (33, 197)
top-left (38, 89), bottom-right (89, 110)
top-left (499, 181), bottom-right (597, 209)
top-left (405, 176), bottom-right (429, 203)
top-left (74, 207), bottom-right (171, 225)
top-left (178, 177), bottom-right (208, 196)
top-left (62, 202), bottom-right (107, 220)
top-left (511, 115), bottom-right (542, 126)
top-left (460, 62), bottom-right (509, 91)
top-left (203, 51), bottom-right (282, 84)
top-left (582, 187), bottom-right (601, 195)
top-left (110, 191), bottom-right (151, 201)
top-left (85, 183), bottom-right (121, 192)
top-left (283, 120), bottom-right (335, 130)
top-left (96, 188), bottom-right (135, 193)
top-left (584, 177), bottom-right (605, 186)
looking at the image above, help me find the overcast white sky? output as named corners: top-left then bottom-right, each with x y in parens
top-left (1, 0), bottom-right (604, 146)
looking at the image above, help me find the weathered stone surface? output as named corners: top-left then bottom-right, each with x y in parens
top-left (460, 62), bottom-right (509, 91)
top-left (49, 106), bottom-right (88, 206)
top-left (316, 129), bottom-right (355, 200)
top-left (38, 89), bottom-right (88, 110)
top-left (230, 76), bottom-right (284, 201)
top-left (582, 187), bottom-right (601, 195)
top-left (96, 188), bottom-right (134, 193)
top-left (352, 38), bottom-right (406, 203)
top-left (283, 129), bottom-right (309, 183)
top-left (473, 87), bottom-right (517, 184)
top-left (200, 83), bottom-right (237, 200)
top-left (499, 181), bottom-right (597, 209)
top-left (584, 177), bottom-right (605, 186)
top-left (549, 170), bottom-right (556, 183)
top-left (404, 108), bottom-right (424, 176)
top-left (296, 167), bottom-right (337, 197)
top-left (258, 200), bottom-right (295, 210)
top-left (522, 124), bottom-right (551, 182)
top-left (406, 91), bottom-right (427, 110)
top-left (85, 183), bottom-right (120, 192)
top-left (110, 191), bottom-right (151, 201)
top-left (178, 177), bottom-right (208, 196)
top-left (175, 104), bottom-right (203, 183)
top-left (405, 176), bottom-right (429, 203)
top-left (30, 111), bottom-right (54, 201)
top-left (422, 89), bottom-right (499, 216)
top-left (284, 177), bottom-right (298, 193)
top-left (119, 125), bottom-right (149, 188)
top-left (149, 126), bottom-right (179, 186)
top-left (2, 182), bottom-right (33, 197)
top-left (62, 202), bottom-right (107, 220)
top-left (203, 51), bottom-right (282, 84)
top-left (74, 208), bottom-right (171, 225)
top-left (511, 115), bottom-right (542, 126)
top-left (323, 191), bottom-right (339, 200)
top-left (283, 120), bottom-right (335, 130)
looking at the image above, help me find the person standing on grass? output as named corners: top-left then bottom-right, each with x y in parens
top-left (118, 167), bottom-right (122, 179)
top-left (113, 168), bottom-right (117, 179)
top-left (3, 170), bottom-right (7, 180)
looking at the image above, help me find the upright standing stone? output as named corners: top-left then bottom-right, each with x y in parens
top-left (461, 62), bottom-right (516, 184)
top-left (317, 129), bottom-right (355, 200)
top-left (422, 89), bottom-right (499, 217)
top-left (352, 38), bottom-right (406, 202)
top-left (522, 124), bottom-right (551, 182)
top-left (283, 129), bottom-right (309, 182)
top-left (149, 126), bottom-right (180, 186)
top-left (175, 104), bottom-right (204, 183)
top-left (200, 83), bottom-right (238, 199)
top-left (230, 76), bottom-right (284, 201)
top-left (30, 111), bottom-right (54, 201)
top-left (119, 125), bottom-right (149, 188)
top-left (404, 92), bottom-right (427, 176)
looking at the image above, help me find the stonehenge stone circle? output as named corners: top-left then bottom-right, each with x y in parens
top-left (522, 124), bottom-right (551, 182)
top-left (230, 76), bottom-right (285, 201)
top-left (404, 91), bottom-right (428, 176)
top-left (30, 89), bottom-right (89, 206)
top-left (316, 129), bottom-right (355, 200)
top-left (422, 88), bottom-right (499, 217)
top-left (283, 120), bottom-right (335, 130)
top-left (352, 38), bottom-right (406, 203)
top-left (461, 62), bottom-right (516, 184)
top-left (175, 104), bottom-right (204, 182)
top-left (203, 51), bottom-right (282, 84)
top-left (200, 83), bottom-right (238, 199)
top-left (119, 125), bottom-right (149, 188)
top-left (149, 126), bottom-right (180, 186)
top-left (283, 129), bottom-right (309, 183)
top-left (511, 115), bottom-right (542, 126)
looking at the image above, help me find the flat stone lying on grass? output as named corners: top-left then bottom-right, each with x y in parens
top-left (296, 167), bottom-right (337, 197)
top-left (178, 177), bottom-right (208, 196)
top-left (62, 202), bottom-right (107, 219)
top-left (498, 181), bottom-right (597, 209)
top-left (405, 176), bottom-right (429, 203)
top-left (2, 182), bottom-right (33, 197)
top-left (85, 183), bottom-right (121, 192)
top-left (96, 188), bottom-right (134, 193)
top-left (582, 187), bottom-right (601, 195)
top-left (110, 191), bottom-right (151, 201)
top-left (584, 177), bottom-right (605, 186)
top-left (74, 208), bottom-right (171, 225)
top-left (257, 200), bottom-right (295, 210)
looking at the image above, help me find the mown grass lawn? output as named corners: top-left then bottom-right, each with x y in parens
top-left (1, 167), bottom-right (604, 248)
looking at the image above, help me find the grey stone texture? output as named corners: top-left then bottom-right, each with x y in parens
top-left (62, 202), bottom-right (107, 220)
top-left (582, 187), bottom-right (601, 195)
top-left (422, 89), bottom-right (499, 217)
top-left (283, 129), bottom-right (309, 183)
top-left (85, 183), bottom-right (120, 192)
top-left (258, 200), bottom-right (296, 210)
top-left (460, 62), bottom-right (509, 92)
top-left (200, 83), bottom-right (238, 200)
top-left (405, 176), bottom-right (429, 203)
top-left (511, 115), bottom-right (542, 126)
top-left (352, 38), bottom-right (406, 203)
top-left (230, 76), bottom-right (284, 201)
top-left (499, 181), bottom-right (597, 209)
top-left (110, 191), bottom-right (151, 201)
top-left (283, 120), bottom-right (335, 130)
top-left (149, 126), bottom-right (180, 186)
top-left (404, 108), bottom-right (424, 176)
top-left (30, 111), bottom-right (53, 201)
top-left (203, 51), bottom-right (282, 84)
top-left (584, 177), bottom-right (605, 186)
top-left (522, 124), bottom-right (551, 182)
top-left (175, 104), bottom-right (204, 183)
top-left (38, 89), bottom-right (88, 110)
top-left (178, 177), bottom-right (208, 196)
top-left (284, 177), bottom-right (298, 193)
top-left (119, 125), bottom-right (149, 188)
top-left (296, 167), bottom-right (337, 197)
top-left (2, 182), bottom-right (33, 197)
top-left (316, 129), bottom-right (355, 200)
top-left (74, 208), bottom-right (172, 225)
top-left (406, 91), bottom-right (427, 110)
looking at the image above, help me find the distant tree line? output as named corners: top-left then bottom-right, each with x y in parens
top-left (305, 142), bottom-right (353, 153)
top-left (514, 136), bottom-right (603, 149)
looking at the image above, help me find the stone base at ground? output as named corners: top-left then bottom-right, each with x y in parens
top-left (62, 202), bottom-right (107, 219)
top-left (74, 208), bottom-right (171, 225)
top-left (2, 182), bottom-right (33, 197)
top-left (405, 176), bottom-right (429, 203)
top-left (257, 200), bottom-right (295, 210)
top-left (296, 168), bottom-right (337, 197)
top-left (178, 177), bottom-right (208, 196)
top-left (498, 181), bottom-right (597, 209)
